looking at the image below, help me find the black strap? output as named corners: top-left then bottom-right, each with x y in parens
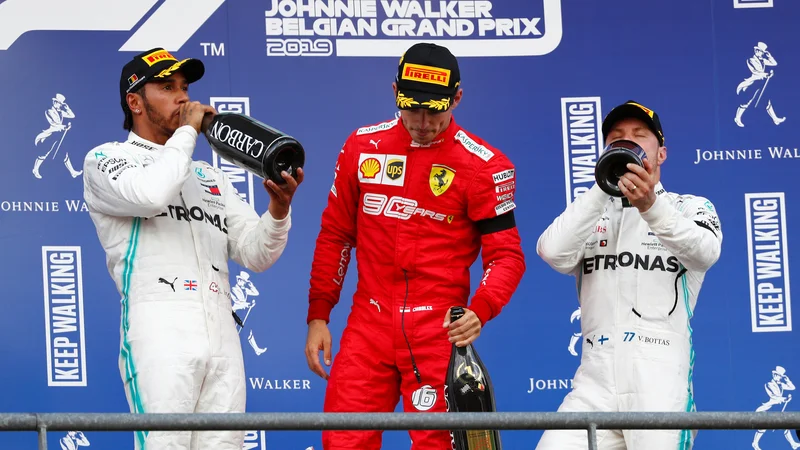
top-left (476, 211), bottom-right (516, 235)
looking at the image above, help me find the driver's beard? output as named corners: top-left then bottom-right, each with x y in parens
top-left (142, 97), bottom-right (177, 138)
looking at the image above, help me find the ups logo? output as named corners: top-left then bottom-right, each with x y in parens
top-left (386, 159), bottom-right (404, 180)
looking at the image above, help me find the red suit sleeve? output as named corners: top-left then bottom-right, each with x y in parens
top-left (465, 154), bottom-right (526, 326)
top-left (307, 134), bottom-right (359, 324)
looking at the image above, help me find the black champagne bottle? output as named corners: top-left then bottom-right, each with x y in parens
top-left (444, 306), bottom-right (502, 450)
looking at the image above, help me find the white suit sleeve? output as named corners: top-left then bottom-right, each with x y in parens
top-left (639, 194), bottom-right (723, 273)
top-left (536, 184), bottom-right (609, 275)
top-left (223, 175), bottom-right (291, 273)
top-left (83, 126), bottom-right (198, 217)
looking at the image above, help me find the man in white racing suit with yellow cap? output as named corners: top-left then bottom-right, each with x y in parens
top-left (83, 47), bottom-right (303, 450)
top-left (535, 100), bottom-right (723, 450)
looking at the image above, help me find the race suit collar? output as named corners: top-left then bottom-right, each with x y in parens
top-left (620, 182), bottom-right (666, 208)
top-left (126, 130), bottom-right (163, 151)
top-left (396, 114), bottom-right (459, 149)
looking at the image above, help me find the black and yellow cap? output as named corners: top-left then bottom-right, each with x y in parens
top-left (119, 47), bottom-right (205, 102)
top-left (602, 100), bottom-right (665, 146)
top-left (394, 43), bottom-right (460, 112)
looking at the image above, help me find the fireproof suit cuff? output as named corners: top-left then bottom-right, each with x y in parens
top-left (307, 300), bottom-right (332, 324)
top-left (262, 205), bottom-right (292, 235)
top-left (169, 125), bottom-right (199, 159)
top-left (469, 292), bottom-right (496, 326)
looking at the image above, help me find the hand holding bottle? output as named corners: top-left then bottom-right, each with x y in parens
top-left (445, 306), bottom-right (503, 449)
top-left (443, 307), bottom-right (482, 347)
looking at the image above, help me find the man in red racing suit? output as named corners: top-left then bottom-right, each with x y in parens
top-left (304, 43), bottom-right (526, 449)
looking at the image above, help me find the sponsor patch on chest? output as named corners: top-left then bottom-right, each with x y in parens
top-left (429, 164), bottom-right (455, 196)
top-left (356, 119), bottom-right (399, 135)
top-left (639, 230), bottom-right (668, 251)
top-left (358, 153), bottom-right (407, 186)
top-left (193, 166), bottom-right (217, 183)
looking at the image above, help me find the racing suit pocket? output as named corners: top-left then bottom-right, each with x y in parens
top-left (623, 326), bottom-right (691, 412)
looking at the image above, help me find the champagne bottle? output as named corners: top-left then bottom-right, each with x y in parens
top-left (444, 306), bottom-right (502, 450)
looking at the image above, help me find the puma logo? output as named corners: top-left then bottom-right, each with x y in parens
top-left (158, 277), bottom-right (177, 292)
top-left (369, 139), bottom-right (381, 149)
top-left (585, 337), bottom-right (594, 349)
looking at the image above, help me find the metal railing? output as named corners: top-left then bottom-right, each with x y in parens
top-left (2, 412), bottom-right (799, 450)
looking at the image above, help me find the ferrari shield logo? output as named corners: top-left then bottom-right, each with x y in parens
top-left (429, 164), bottom-right (455, 196)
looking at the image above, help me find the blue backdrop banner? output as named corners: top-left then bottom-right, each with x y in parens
top-left (0, 0), bottom-right (797, 449)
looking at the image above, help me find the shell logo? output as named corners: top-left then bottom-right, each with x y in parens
top-left (359, 158), bottom-right (381, 179)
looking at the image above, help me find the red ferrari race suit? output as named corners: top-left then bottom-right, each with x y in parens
top-left (307, 116), bottom-right (526, 449)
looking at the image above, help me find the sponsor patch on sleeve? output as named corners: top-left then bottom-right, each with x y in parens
top-left (695, 211), bottom-right (721, 233)
top-left (97, 156), bottom-right (137, 181)
top-left (494, 200), bottom-right (516, 216)
top-left (495, 181), bottom-right (515, 194)
top-left (496, 192), bottom-right (514, 202)
top-left (698, 218), bottom-right (720, 233)
top-left (455, 130), bottom-right (494, 162)
top-left (492, 169), bottom-right (515, 184)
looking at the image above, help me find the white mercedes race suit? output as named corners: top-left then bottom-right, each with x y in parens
top-left (535, 183), bottom-right (722, 450)
top-left (83, 125), bottom-right (291, 450)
